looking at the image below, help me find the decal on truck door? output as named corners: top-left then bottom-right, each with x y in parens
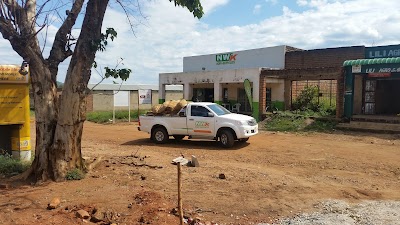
top-left (195, 121), bottom-right (210, 128)
top-left (194, 121), bottom-right (211, 133)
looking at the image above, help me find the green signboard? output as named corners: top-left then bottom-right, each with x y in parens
top-left (351, 63), bottom-right (400, 74)
top-left (216, 53), bottom-right (237, 65)
top-left (366, 45), bottom-right (400, 59)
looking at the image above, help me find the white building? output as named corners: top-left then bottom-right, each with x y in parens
top-left (159, 45), bottom-right (297, 120)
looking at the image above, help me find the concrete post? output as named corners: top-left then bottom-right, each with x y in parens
top-left (183, 83), bottom-right (190, 100)
top-left (159, 83), bottom-right (165, 104)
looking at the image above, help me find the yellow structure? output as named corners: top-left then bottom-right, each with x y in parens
top-left (0, 64), bottom-right (31, 161)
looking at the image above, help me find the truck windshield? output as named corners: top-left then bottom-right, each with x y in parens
top-left (207, 104), bottom-right (231, 116)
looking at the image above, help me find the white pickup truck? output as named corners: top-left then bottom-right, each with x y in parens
top-left (138, 102), bottom-right (258, 148)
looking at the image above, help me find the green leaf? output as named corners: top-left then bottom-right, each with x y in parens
top-left (169, 0), bottom-right (204, 18)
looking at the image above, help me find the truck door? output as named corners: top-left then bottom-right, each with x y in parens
top-left (187, 105), bottom-right (215, 137)
top-left (169, 106), bottom-right (189, 135)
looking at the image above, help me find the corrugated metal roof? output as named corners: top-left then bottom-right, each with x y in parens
top-left (87, 84), bottom-right (183, 91)
top-left (343, 57), bottom-right (400, 66)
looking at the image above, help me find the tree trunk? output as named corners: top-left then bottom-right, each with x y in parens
top-left (2, 0), bottom-right (109, 182)
top-left (29, 62), bottom-right (59, 181)
top-left (49, 0), bottom-right (109, 181)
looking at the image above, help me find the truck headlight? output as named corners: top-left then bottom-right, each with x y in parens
top-left (247, 119), bottom-right (257, 126)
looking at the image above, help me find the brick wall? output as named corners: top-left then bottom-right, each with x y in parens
top-left (261, 67), bottom-right (344, 118)
top-left (285, 46), bottom-right (365, 69)
top-left (258, 46), bottom-right (366, 119)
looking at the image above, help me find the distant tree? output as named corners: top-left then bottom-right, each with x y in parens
top-left (0, 0), bottom-right (203, 182)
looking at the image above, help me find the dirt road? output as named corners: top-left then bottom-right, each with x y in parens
top-left (1, 122), bottom-right (399, 224)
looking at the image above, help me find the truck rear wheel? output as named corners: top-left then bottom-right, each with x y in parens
top-left (152, 127), bottom-right (169, 144)
top-left (219, 130), bottom-right (235, 148)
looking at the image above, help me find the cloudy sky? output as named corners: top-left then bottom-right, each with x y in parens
top-left (1, 0), bottom-right (400, 85)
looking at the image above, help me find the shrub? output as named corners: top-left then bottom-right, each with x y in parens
top-left (264, 111), bottom-right (337, 132)
top-left (65, 168), bottom-right (85, 180)
top-left (0, 154), bottom-right (31, 177)
top-left (292, 85), bottom-right (320, 111)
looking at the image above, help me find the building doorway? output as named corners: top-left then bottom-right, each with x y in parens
top-left (365, 79), bottom-right (400, 115)
top-left (237, 88), bottom-right (251, 112)
top-left (192, 88), bottom-right (214, 102)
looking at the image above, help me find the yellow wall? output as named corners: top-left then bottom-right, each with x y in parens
top-left (0, 65), bottom-right (31, 155)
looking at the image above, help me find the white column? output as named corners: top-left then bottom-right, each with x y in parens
top-left (214, 82), bottom-right (221, 103)
top-left (183, 83), bottom-right (191, 100)
top-left (253, 78), bottom-right (260, 103)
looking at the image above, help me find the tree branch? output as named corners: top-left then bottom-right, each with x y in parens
top-left (47, 0), bottom-right (85, 78)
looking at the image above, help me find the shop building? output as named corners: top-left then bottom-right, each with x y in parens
top-left (159, 45), bottom-right (300, 120)
top-left (343, 44), bottom-right (400, 119)
top-left (159, 43), bottom-right (400, 123)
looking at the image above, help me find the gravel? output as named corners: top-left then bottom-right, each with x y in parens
top-left (258, 200), bottom-right (400, 225)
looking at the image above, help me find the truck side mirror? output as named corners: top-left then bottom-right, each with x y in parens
top-left (207, 112), bottom-right (214, 117)
top-left (179, 111), bottom-right (186, 117)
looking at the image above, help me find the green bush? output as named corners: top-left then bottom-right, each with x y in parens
top-left (0, 154), bottom-right (31, 177)
top-left (65, 168), bottom-right (85, 180)
top-left (264, 111), bottom-right (337, 132)
top-left (86, 110), bottom-right (147, 123)
top-left (292, 85), bottom-right (320, 111)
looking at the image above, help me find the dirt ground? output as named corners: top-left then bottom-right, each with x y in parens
top-left (1, 121), bottom-right (400, 225)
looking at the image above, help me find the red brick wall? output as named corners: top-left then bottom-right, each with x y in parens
top-left (261, 67), bottom-right (344, 119)
top-left (285, 46), bottom-right (365, 69)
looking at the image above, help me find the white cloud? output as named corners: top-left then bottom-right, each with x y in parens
top-left (266, 0), bottom-right (279, 5)
top-left (1, 0), bottom-right (400, 85)
top-left (201, 0), bottom-right (230, 15)
top-left (253, 4), bottom-right (262, 15)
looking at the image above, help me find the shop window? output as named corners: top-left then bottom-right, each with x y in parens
top-left (192, 88), bottom-right (214, 102)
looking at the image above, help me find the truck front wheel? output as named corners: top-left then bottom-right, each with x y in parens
top-left (219, 130), bottom-right (235, 148)
top-left (152, 127), bottom-right (169, 144)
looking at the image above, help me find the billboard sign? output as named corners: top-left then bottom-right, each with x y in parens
top-left (216, 53), bottom-right (238, 65)
top-left (114, 91), bottom-right (129, 106)
top-left (139, 89), bottom-right (152, 104)
top-left (366, 45), bottom-right (400, 59)
top-left (0, 65), bottom-right (29, 84)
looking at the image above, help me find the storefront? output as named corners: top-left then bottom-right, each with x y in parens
top-left (343, 45), bottom-right (400, 119)
top-left (159, 45), bottom-right (296, 120)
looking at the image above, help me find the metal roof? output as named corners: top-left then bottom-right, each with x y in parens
top-left (343, 57), bottom-right (400, 66)
top-left (87, 84), bottom-right (183, 91)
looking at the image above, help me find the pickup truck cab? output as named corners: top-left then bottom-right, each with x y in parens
top-left (138, 102), bottom-right (258, 148)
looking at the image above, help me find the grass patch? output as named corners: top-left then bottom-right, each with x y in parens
top-left (65, 168), bottom-right (85, 180)
top-left (264, 111), bottom-right (337, 132)
top-left (86, 110), bottom-right (147, 123)
top-left (0, 154), bottom-right (31, 177)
